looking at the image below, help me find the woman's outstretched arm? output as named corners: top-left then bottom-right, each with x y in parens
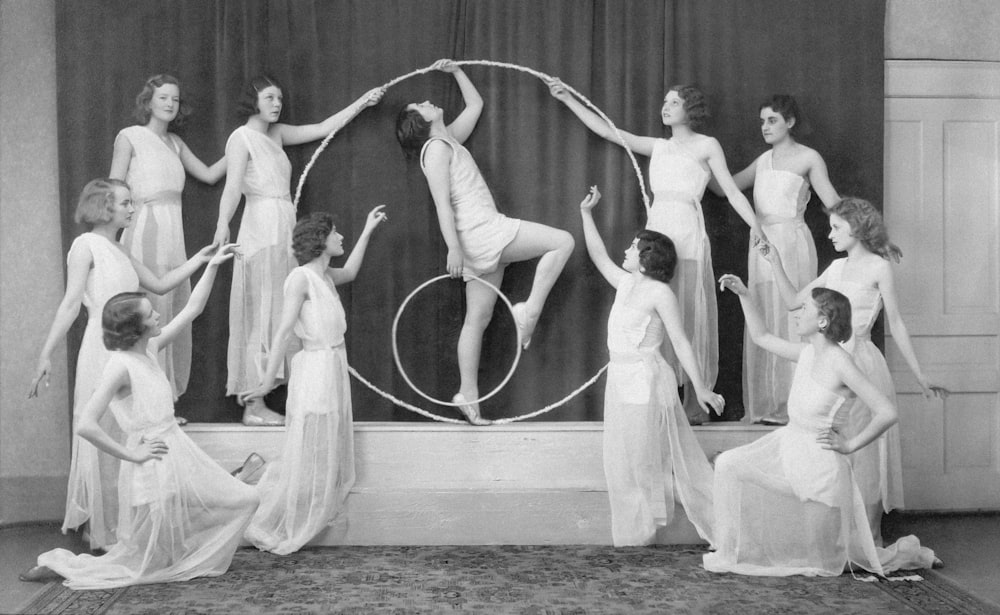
top-left (437, 61), bottom-right (483, 145)
top-left (719, 273), bottom-right (802, 362)
top-left (579, 186), bottom-right (626, 288)
top-left (329, 205), bottom-right (387, 286)
top-left (280, 87), bottom-right (384, 146)
top-left (548, 79), bottom-right (655, 156)
top-left (155, 244), bottom-right (237, 348)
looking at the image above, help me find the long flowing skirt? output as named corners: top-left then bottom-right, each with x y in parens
top-left (119, 194), bottom-right (192, 398)
top-left (245, 346), bottom-right (356, 554)
top-left (41, 423), bottom-right (258, 589)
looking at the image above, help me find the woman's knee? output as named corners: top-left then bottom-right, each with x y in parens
top-left (463, 304), bottom-right (494, 330)
top-left (554, 229), bottom-right (575, 254)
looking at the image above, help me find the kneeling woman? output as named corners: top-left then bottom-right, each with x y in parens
top-left (23, 245), bottom-right (259, 589)
top-left (240, 206), bottom-right (386, 554)
top-left (705, 274), bottom-right (937, 577)
top-left (580, 186), bottom-right (723, 547)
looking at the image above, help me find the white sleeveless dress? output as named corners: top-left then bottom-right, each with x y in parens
top-left (245, 266), bottom-right (356, 554)
top-left (603, 274), bottom-right (715, 546)
top-left (646, 138), bottom-right (717, 396)
top-left (63, 233), bottom-right (139, 550)
top-left (704, 345), bottom-right (933, 577)
top-left (116, 125), bottom-right (192, 398)
top-left (819, 258), bottom-right (905, 540)
top-left (419, 136), bottom-right (520, 280)
top-left (744, 150), bottom-right (817, 423)
top-left (226, 126), bottom-right (298, 395)
top-left (40, 345), bottom-right (258, 589)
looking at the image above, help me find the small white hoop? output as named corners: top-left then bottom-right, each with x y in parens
top-left (391, 274), bottom-right (522, 408)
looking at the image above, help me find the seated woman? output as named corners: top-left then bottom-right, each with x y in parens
top-left (579, 186), bottom-right (723, 547)
top-left (704, 273), bottom-right (937, 577)
top-left (396, 60), bottom-right (575, 425)
top-left (22, 245), bottom-right (260, 589)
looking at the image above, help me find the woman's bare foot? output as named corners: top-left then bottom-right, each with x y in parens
top-left (453, 393), bottom-right (491, 426)
top-left (242, 398), bottom-right (285, 426)
top-left (511, 303), bottom-right (538, 350)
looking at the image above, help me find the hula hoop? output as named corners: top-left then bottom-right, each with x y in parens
top-left (292, 59), bottom-right (649, 423)
top-left (392, 274), bottom-right (522, 408)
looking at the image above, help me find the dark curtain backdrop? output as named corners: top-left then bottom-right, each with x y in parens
top-left (55, 0), bottom-right (884, 422)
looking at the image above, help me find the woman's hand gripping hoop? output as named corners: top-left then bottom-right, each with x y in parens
top-left (392, 274), bottom-right (522, 410)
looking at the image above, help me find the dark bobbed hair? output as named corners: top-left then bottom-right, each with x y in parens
top-left (237, 75), bottom-right (284, 120)
top-left (74, 178), bottom-right (131, 226)
top-left (133, 74), bottom-right (190, 129)
top-left (811, 287), bottom-right (852, 344)
top-left (102, 292), bottom-right (149, 350)
top-left (668, 84), bottom-right (710, 131)
top-left (828, 196), bottom-right (902, 263)
top-left (759, 93), bottom-right (801, 133)
top-left (293, 212), bottom-right (335, 265)
top-left (635, 229), bottom-right (677, 284)
top-left (396, 106), bottom-right (432, 159)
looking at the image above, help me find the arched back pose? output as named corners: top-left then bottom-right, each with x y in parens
top-left (239, 206), bottom-right (386, 554)
top-left (214, 75), bottom-right (383, 425)
top-left (706, 276), bottom-right (938, 577)
top-left (396, 60), bottom-right (575, 425)
top-left (550, 81), bottom-right (762, 424)
top-left (110, 74), bottom-right (227, 402)
top-left (29, 179), bottom-right (220, 551)
top-left (714, 94), bottom-right (840, 425)
top-left (761, 197), bottom-right (947, 543)
top-left (22, 245), bottom-right (261, 589)
top-left (580, 186), bottom-right (723, 546)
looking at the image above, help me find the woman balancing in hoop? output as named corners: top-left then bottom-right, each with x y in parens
top-left (549, 81), bottom-right (763, 425)
top-left (579, 186), bottom-right (723, 546)
top-left (110, 74), bottom-right (227, 406)
top-left (396, 60), bottom-right (574, 425)
top-left (214, 75), bottom-right (384, 426)
top-left (759, 197), bottom-right (947, 544)
top-left (709, 94), bottom-right (840, 425)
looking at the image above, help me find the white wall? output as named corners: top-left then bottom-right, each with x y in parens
top-left (0, 0), bottom-right (70, 524)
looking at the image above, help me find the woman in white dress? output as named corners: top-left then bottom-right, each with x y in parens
top-left (21, 244), bottom-right (260, 589)
top-left (214, 75), bottom-right (383, 425)
top-left (706, 274), bottom-right (938, 577)
top-left (715, 94), bottom-right (840, 425)
top-left (110, 74), bottom-right (227, 402)
top-left (762, 197), bottom-right (948, 544)
top-left (550, 81), bottom-right (763, 424)
top-left (29, 179), bottom-right (219, 551)
top-left (396, 60), bottom-right (575, 425)
top-left (239, 206), bottom-right (386, 554)
top-left (579, 186), bottom-right (724, 547)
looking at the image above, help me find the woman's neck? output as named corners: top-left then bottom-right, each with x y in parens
top-left (305, 257), bottom-right (328, 275)
top-left (245, 115), bottom-right (270, 133)
top-left (145, 117), bottom-right (169, 137)
top-left (89, 224), bottom-right (120, 242)
top-left (771, 136), bottom-right (797, 155)
top-left (129, 337), bottom-right (151, 355)
top-left (428, 120), bottom-right (448, 138)
top-left (670, 123), bottom-right (696, 140)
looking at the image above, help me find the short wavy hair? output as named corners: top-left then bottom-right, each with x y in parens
top-left (237, 75), bottom-right (284, 120)
top-left (812, 287), bottom-right (852, 344)
top-left (293, 212), bottom-right (335, 265)
top-left (102, 292), bottom-right (149, 350)
top-left (668, 84), bottom-right (710, 131)
top-left (74, 178), bottom-right (131, 226)
top-left (759, 93), bottom-right (801, 134)
top-left (635, 229), bottom-right (677, 284)
top-left (396, 106), bottom-right (433, 159)
top-left (828, 196), bottom-right (902, 262)
top-left (133, 74), bottom-right (190, 129)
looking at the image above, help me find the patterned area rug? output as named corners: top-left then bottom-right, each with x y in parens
top-left (19, 545), bottom-right (1000, 615)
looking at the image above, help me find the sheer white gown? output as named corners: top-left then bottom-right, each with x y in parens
top-left (40, 345), bottom-right (259, 589)
top-left (63, 233), bottom-right (139, 550)
top-left (646, 138), bottom-right (718, 401)
top-left (116, 125), bottom-right (192, 398)
top-left (744, 150), bottom-right (817, 423)
top-left (603, 274), bottom-right (715, 547)
top-left (225, 126), bottom-right (298, 395)
top-left (245, 266), bottom-right (356, 554)
top-left (703, 345), bottom-right (933, 577)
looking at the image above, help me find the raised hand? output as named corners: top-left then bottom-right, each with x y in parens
top-left (209, 243), bottom-right (241, 266)
top-left (431, 59), bottom-right (460, 73)
top-left (28, 359), bottom-right (51, 399)
top-left (718, 273), bottom-right (750, 297)
top-left (547, 78), bottom-right (572, 102)
top-left (580, 185), bottom-right (602, 212)
top-left (362, 87), bottom-right (386, 108)
top-left (132, 436), bottom-right (169, 463)
top-left (363, 204), bottom-right (388, 233)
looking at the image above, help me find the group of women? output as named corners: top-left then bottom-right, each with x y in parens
top-left (23, 59), bottom-right (946, 587)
